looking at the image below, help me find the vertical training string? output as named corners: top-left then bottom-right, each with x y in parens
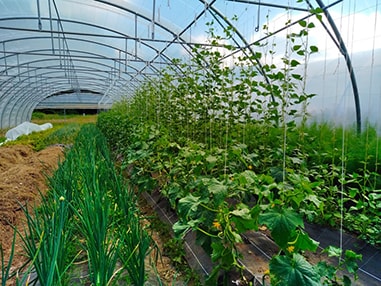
top-left (372, 0), bottom-right (380, 187)
top-left (338, 0), bottom-right (347, 261)
top-left (301, 5), bottom-right (312, 128)
top-left (282, 1), bottom-right (293, 184)
top-left (224, 74), bottom-right (230, 180)
top-left (365, 1), bottom-right (380, 188)
top-left (339, 113), bottom-right (346, 263)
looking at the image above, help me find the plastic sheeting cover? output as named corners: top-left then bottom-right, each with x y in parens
top-left (5, 122), bottom-right (53, 141)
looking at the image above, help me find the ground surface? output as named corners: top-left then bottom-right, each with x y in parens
top-left (0, 144), bottom-right (64, 278)
top-left (2, 144), bottom-right (375, 285)
top-left (0, 143), bottom-right (185, 285)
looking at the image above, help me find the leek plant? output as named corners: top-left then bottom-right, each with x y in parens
top-left (70, 134), bottom-right (120, 286)
top-left (70, 124), bottom-right (152, 285)
top-left (116, 185), bottom-right (152, 286)
top-left (20, 191), bottom-right (74, 286)
top-left (9, 124), bottom-right (153, 285)
top-left (1, 231), bottom-right (16, 286)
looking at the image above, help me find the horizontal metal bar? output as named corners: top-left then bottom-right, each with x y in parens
top-left (0, 25), bottom-right (238, 49)
top-left (225, 0), bottom-right (310, 12)
top-left (0, 50), bottom-right (178, 66)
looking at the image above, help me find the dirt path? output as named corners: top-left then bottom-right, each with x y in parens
top-left (0, 144), bottom-right (64, 276)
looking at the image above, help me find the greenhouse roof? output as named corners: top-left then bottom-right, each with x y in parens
top-left (0, 0), bottom-right (380, 128)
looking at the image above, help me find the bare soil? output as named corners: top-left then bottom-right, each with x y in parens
top-left (0, 144), bottom-right (64, 279)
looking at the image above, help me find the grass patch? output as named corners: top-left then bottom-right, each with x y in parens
top-left (31, 113), bottom-right (97, 125)
top-left (1, 114), bottom-right (97, 150)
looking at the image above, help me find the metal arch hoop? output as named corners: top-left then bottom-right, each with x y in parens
top-left (314, 0), bottom-right (361, 133)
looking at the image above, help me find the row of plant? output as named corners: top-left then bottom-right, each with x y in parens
top-left (1, 124), bottom-right (154, 285)
top-left (122, 14), bottom-right (381, 247)
top-left (98, 111), bottom-right (364, 285)
top-left (96, 14), bottom-right (381, 284)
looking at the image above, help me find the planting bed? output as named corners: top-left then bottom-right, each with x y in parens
top-left (0, 134), bottom-right (190, 285)
top-left (0, 144), bottom-right (64, 282)
top-left (143, 189), bottom-right (381, 286)
top-left (2, 132), bottom-right (379, 285)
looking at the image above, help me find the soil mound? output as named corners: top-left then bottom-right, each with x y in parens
top-left (0, 144), bottom-right (63, 276)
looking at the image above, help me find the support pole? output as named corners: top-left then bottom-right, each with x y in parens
top-left (315, 0), bottom-right (361, 134)
top-left (36, 0), bottom-right (42, 30)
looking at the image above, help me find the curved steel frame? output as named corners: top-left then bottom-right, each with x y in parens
top-left (314, 0), bottom-right (361, 133)
top-left (0, 0), bottom-right (361, 130)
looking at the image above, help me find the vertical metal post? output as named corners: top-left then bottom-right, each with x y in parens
top-left (152, 0), bottom-right (156, 39)
top-left (125, 38), bottom-right (128, 72)
top-left (114, 60), bottom-right (116, 78)
top-left (255, 0), bottom-right (261, 32)
top-left (48, 0), bottom-right (55, 53)
top-left (27, 63), bottom-right (30, 83)
top-left (135, 14), bottom-right (138, 59)
top-left (3, 42), bottom-right (8, 75)
top-left (118, 50), bottom-right (121, 78)
top-left (17, 54), bottom-right (20, 81)
top-left (36, 0), bottom-right (42, 30)
top-left (58, 21), bottom-right (62, 67)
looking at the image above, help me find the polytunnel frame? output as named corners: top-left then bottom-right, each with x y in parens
top-left (0, 3), bottom-right (197, 128)
top-left (0, 33), bottom-right (157, 85)
top-left (1, 0), bottom-right (231, 128)
top-left (314, 0), bottom-right (361, 133)
top-left (148, 0), bottom-right (362, 133)
top-left (223, 0), bottom-right (361, 133)
top-left (0, 0), bottom-right (362, 132)
top-left (0, 42), bottom-right (143, 125)
top-left (0, 17), bottom-right (184, 87)
top-left (0, 1), bottom-right (288, 124)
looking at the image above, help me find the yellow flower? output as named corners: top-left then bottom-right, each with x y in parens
top-left (287, 245), bottom-right (295, 253)
top-left (259, 225), bottom-right (267, 231)
top-left (59, 196), bottom-right (65, 201)
top-left (212, 221), bottom-right (222, 230)
top-left (248, 165), bottom-right (253, 170)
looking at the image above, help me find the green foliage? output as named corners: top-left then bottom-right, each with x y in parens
top-left (94, 17), bottom-right (367, 286)
top-left (270, 254), bottom-right (321, 286)
top-left (259, 208), bottom-right (305, 249)
top-left (1, 113), bottom-right (96, 150)
top-left (31, 111), bottom-right (47, 119)
top-left (163, 238), bottom-right (188, 269)
top-left (19, 192), bottom-right (73, 286)
top-left (7, 124), bottom-right (153, 285)
top-left (97, 114), bottom-right (363, 285)
top-left (31, 111), bottom-right (94, 121)
top-left (40, 123), bottom-right (81, 148)
top-left (1, 231), bottom-right (17, 286)
top-left (97, 104), bottom-right (132, 153)
top-left (2, 127), bottom-right (56, 150)
top-left (316, 246), bottom-right (363, 285)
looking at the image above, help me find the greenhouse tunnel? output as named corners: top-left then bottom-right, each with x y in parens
top-left (2, 1), bottom-right (381, 285)
top-left (0, 0), bottom-right (380, 130)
